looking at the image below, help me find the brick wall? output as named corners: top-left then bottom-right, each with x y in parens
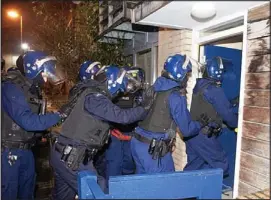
top-left (238, 2), bottom-right (270, 195)
top-left (158, 28), bottom-right (195, 170)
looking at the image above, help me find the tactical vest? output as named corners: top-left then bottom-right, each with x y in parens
top-left (60, 82), bottom-right (110, 149)
top-left (138, 87), bottom-right (179, 134)
top-left (1, 71), bottom-right (41, 143)
top-left (190, 82), bottom-right (223, 126)
top-left (111, 93), bottom-right (139, 133)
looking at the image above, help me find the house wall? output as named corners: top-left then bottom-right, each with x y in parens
top-left (157, 28), bottom-right (194, 170)
top-left (152, 3), bottom-right (270, 191)
top-left (238, 2), bottom-right (270, 195)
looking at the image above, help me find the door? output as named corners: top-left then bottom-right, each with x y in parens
top-left (204, 45), bottom-right (242, 189)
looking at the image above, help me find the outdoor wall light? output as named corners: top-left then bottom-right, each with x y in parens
top-left (191, 2), bottom-right (216, 22)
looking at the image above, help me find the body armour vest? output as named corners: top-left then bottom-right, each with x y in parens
top-left (138, 87), bottom-right (179, 134)
top-left (60, 81), bottom-right (110, 149)
top-left (111, 92), bottom-right (140, 133)
top-left (1, 71), bottom-right (41, 143)
top-left (190, 82), bottom-right (223, 126)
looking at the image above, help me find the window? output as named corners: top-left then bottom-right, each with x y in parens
top-left (125, 55), bottom-right (133, 66)
top-left (136, 49), bottom-right (152, 85)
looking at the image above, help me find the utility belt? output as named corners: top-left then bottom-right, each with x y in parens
top-left (133, 132), bottom-right (176, 160)
top-left (54, 141), bottom-right (98, 171)
top-left (1, 140), bottom-right (35, 151)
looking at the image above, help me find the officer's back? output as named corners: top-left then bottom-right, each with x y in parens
top-left (130, 54), bottom-right (205, 174)
top-left (49, 65), bottom-right (149, 200)
top-left (184, 57), bottom-right (238, 176)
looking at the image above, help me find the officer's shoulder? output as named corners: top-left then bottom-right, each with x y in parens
top-left (2, 81), bottom-right (23, 98)
top-left (204, 83), bottom-right (222, 93)
top-left (169, 90), bottom-right (184, 99)
top-left (203, 84), bottom-right (224, 101)
top-left (1, 81), bottom-right (17, 91)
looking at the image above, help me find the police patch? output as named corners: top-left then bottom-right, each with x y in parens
top-left (95, 93), bottom-right (102, 97)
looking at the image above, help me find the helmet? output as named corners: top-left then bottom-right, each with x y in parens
top-left (129, 67), bottom-right (145, 84)
top-left (16, 54), bottom-right (25, 75)
top-left (1, 58), bottom-right (5, 71)
top-left (163, 54), bottom-right (192, 82)
top-left (23, 50), bottom-right (65, 85)
top-left (79, 60), bottom-right (103, 81)
top-left (125, 66), bottom-right (144, 93)
top-left (205, 57), bottom-right (226, 81)
top-left (104, 65), bottom-right (129, 96)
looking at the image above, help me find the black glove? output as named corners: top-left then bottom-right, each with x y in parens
top-left (209, 126), bottom-right (222, 138)
top-left (53, 84), bottom-right (86, 127)
top-left (205, 122), bottom-right (222, 138)
top-left (53, 112), bottom-right (67, 127)
top-left (198, 113), bottom-right (210, 127)
top-left (53, 101), bottom-right (74, 127)
top-left (199, 114), bottom-right (222, 138)
top-left (230, 96), bottom-right (239, 107)
top-left (59, 102), bottom-right (73, 117)
top-left (141, 87), bottom-right (156, 110)
top-left (58, 88), bottom-right (80, 116)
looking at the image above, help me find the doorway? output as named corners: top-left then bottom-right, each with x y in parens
top-left (198, 35), bottom-right (243, 196)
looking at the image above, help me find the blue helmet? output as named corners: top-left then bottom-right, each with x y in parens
top-left (205, 57), bottom-right (226, 81)
top-left (79, 60), bottom-right (103, 81)
top-left (104, 65), bottom-right (129, 96)
top-left (163, 54), bottom-right (192, 82)
top-left (23, 50), bottom-right (64, 84)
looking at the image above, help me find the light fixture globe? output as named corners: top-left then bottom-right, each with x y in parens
top-left (72, 1), bottom-right (81, 4)
top-left (191, 2), bottom-right (216, 22)
top-left (7, 10), bottom-right (19, 18)
top-left (21, 43), bottom-right (29, 50)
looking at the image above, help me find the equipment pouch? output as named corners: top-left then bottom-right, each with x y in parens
top-left (66, 146), bottom-right (86, 171)
top-left (148, 138), bottom-right (156, 155)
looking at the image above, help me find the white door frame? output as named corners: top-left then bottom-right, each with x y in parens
top-left (151, 42), bottom-right (159, 84)
top-left (190, 11), bottom-right (248, 199)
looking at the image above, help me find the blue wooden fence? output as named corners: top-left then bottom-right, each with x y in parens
top-left (78, 169), bottom-right (223, 199)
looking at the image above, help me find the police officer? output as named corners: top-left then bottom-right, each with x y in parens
top-left (105, 67), bottom-right (145, 180)
top-left (50, 65), bottom-right (150, 200)
top-left (1, 50), bottom-right (65, 200)
top-left (77, 60), bottom-right (108, 180)
top-left (130, 54), bottom-right (211, 174)
top-left (184, 56), bottom-right (238, 176)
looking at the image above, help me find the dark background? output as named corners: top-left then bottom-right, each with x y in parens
top-left (2, 0), bottom-right (35, 56)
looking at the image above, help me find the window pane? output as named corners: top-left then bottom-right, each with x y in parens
top-left (136, 49), bottom-right (152, 85)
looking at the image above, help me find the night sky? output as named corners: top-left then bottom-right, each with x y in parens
top-left (1, 0), bottom-right (36, 55)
